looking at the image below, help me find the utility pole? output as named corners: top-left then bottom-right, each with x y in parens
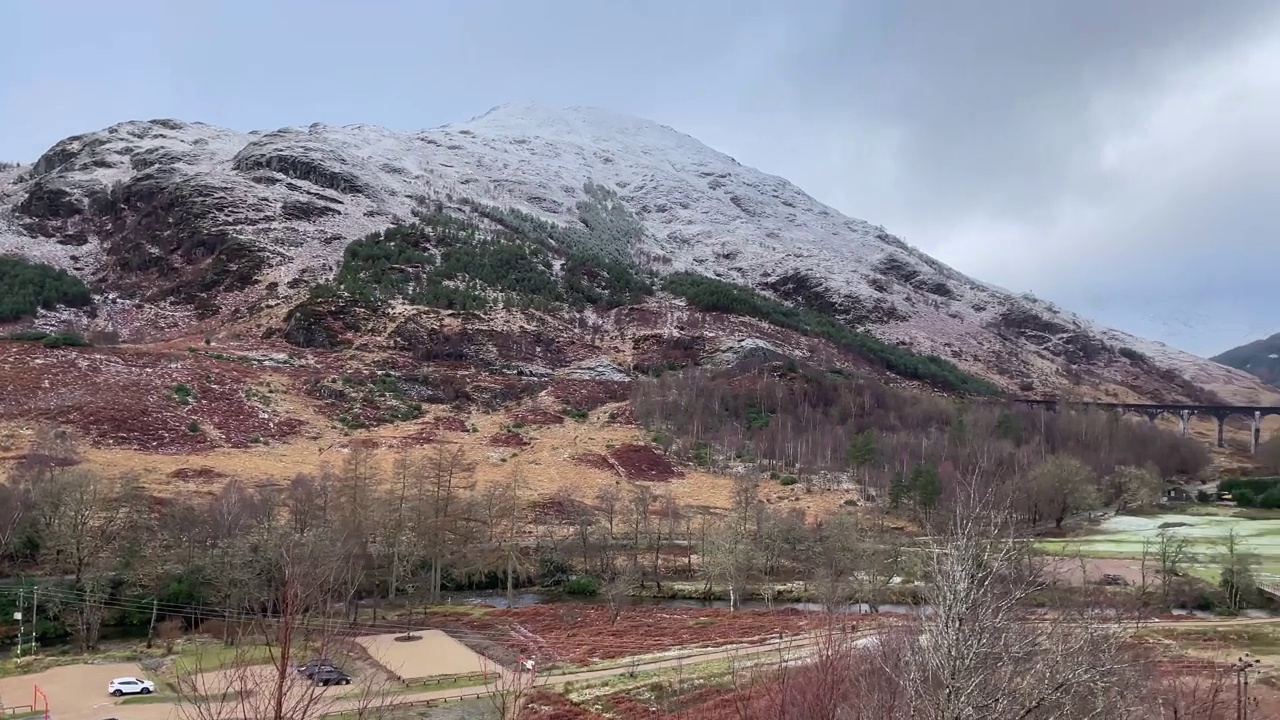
top-left (13, 589), bottom-right (23, 659)
top-left (28, 587), bottom-right (37, 656)
top-left (1234, 653), bottom-right (1263, 720)
top-left (146, 597), bottom-right (158, 649)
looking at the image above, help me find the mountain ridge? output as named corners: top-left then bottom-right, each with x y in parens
top-left (1213, 332), bottom-right (1280, 388)
top-left (1, 103), bottom-right (1275, 406)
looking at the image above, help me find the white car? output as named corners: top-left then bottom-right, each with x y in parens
top-left (108, 676), bottom-right (155, 697)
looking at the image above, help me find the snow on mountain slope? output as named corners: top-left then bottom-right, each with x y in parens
top-left (0, 103), bottom-right (1273, 403)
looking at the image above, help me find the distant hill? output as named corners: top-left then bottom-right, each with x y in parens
top-left (1213, 333), bottom-right (1280, 387)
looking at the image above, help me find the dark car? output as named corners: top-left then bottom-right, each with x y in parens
top-left (312, 668), bottom-right (353, 686)
top-left (297, 658), bottom-right (338, 678)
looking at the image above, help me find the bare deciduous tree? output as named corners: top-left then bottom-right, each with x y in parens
top-left (890, 490), bottom-right (1147, 719)
top-left (423, 446), bottom-right (477, 602)
top-left (481, 656), bottom-right (539, 720)
top-left (175, 527), bottom-right (397, 720)
top-left (1217, 527), bottom-right (1258, 613)
top-left (1109, 464), bottom-right (1165, 512)
top-left (1154, 528), bottom-right (1190, 609)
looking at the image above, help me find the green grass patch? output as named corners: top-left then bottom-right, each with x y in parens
top-left (0, 644), bottom-right (163, 678)
top-left (172, 643), bottom-right (274, 675)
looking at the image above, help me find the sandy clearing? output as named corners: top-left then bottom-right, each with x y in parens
top-left (356, 630), bottom-right (487, 679)
top-left (0, 661), bottom-right (156, 720)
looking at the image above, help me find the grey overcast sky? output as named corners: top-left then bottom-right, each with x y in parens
top-left (2, 1), bottom-right (1277, 357)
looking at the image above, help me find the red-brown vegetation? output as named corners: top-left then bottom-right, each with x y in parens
top-left (423, 605), bottom-right (838, 665)
top-left (489, 432), bottom-right (530, 447)
top-left (571, 452), bottom-right (616, 472)
top-left (528, 496), bottom-right (595, 525)
top-left (523, 631), bottom-right (1280, 720)
top-left (0, 343), bottom-right (305, 452)
top-left (631, 334), bottom-right (706, 373)
top-left (608, 443), bottom-right (680, 482)
top-left (398, 427), bottom-right (439, 445)
top-left (431, 415), bottom-right (469, 432)
top-left (547, 379), bottom-right (632, 411)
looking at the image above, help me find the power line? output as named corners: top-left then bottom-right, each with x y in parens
top-left (4, 585), bottom-right (843, 653)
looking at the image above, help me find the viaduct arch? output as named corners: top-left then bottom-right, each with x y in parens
top-left (1014, 399), bottom-right (1280, 454)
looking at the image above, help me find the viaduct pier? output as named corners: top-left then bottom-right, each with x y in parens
top-left (1014, 399), bottom-right (1280, 454)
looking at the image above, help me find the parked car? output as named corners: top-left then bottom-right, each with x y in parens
top-left (297, 658), bottom-right (338, 678)
top-left (108, 676), bottom-right (156, 696)
top-left (312, 668), bottom-right (353, 686)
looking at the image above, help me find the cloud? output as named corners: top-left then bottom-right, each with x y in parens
top-left (2, 0), bottom-right (1276, 355)
top-left (675, 1), bottom-right (1280, 355)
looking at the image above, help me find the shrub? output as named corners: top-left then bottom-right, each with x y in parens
top-left (7, 329), bottom-right (50, 341)
top-left (0, 256), bottom-right (93, 321)
top-left (1219, 477), bottom-right (1280, 507)
top-left (1257, 487), bottom-right (1280, 510)
top-left (173, 383), bottom-right (195, 405)
top-left (40, 332), bottom-right (90, 348)
top-left (186, 420), bottom-right (200, 434)
top-left (779, 475), bottom-right (799, 486)
top-left (563, 575), bottom-right (601, 596)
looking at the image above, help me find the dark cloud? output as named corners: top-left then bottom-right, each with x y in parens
top-left (775, 1), bottom-right (1276, 215)
top-left (682, 1), bottom-right (1280, 355)
top-left (2, 0), bottom-right (1276, 354)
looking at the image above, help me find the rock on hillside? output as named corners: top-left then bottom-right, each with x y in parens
top-left (1213, 333), bottom-right (1280, 388)
top-left (0, 103), bottom-right (1272, 403)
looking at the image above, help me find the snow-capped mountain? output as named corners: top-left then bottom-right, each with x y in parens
top-left (1, 103), bottom-right (1274, 403)
top-left (1214, 332), bottom-right (1280, 387)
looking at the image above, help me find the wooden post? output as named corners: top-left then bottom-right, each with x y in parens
top-left (146, 597), bottom-right (158, 649)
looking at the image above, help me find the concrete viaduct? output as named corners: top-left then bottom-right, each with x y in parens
top-left (1014, 399), bottom-right (1280, 454)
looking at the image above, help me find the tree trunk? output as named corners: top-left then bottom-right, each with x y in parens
top-left (506, 551), bottom-right (515, 607)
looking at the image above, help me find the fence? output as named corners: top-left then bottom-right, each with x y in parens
top-left (2, 685), bottom-right (48, 720)
top-left (1258, 573), bottom-right (1280, 599)
top-left (398, 691), bottom-right (493, 709)
top-left (402, 671), bottom-right (489, 688)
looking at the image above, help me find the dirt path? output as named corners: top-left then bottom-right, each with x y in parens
top-left (40, 615), bottom-right (1280, 720)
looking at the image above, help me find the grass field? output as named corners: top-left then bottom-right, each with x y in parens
top-left (1038, 509), bottom-right (1280, 581)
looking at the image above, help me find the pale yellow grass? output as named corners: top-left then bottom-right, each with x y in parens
top-left (54, 400), bottom-right (868, 516)
top-left (355, 631), bottom-right (487, 679)
top-left (51, 404), bottom-right (748, 511)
